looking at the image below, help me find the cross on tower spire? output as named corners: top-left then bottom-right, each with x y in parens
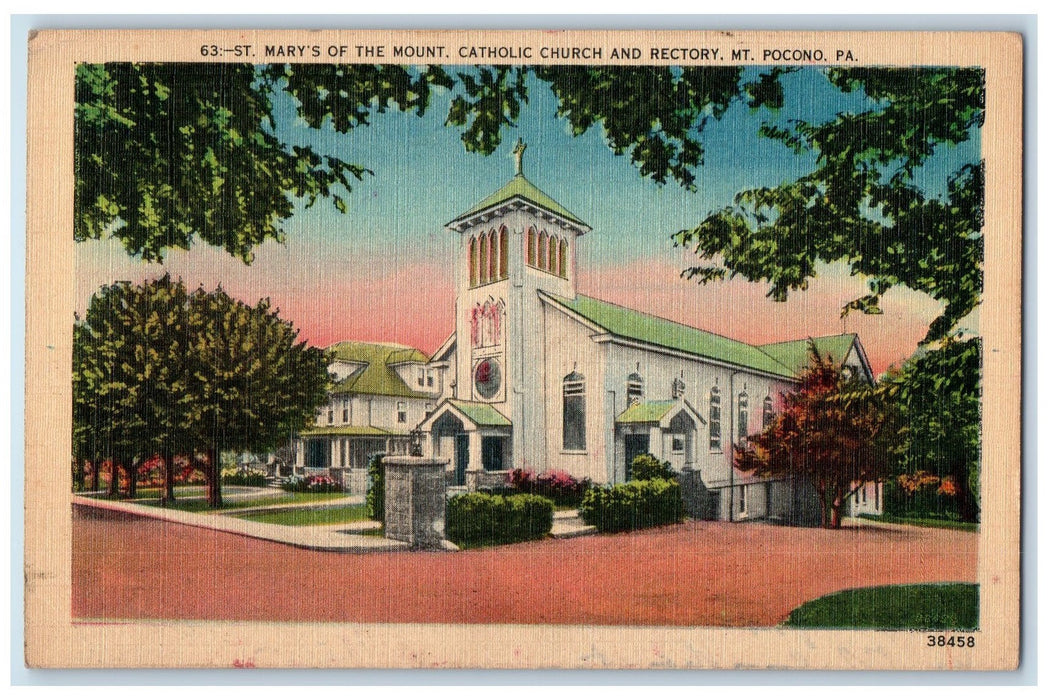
top-left (512, 138), bottom-right (527, 176)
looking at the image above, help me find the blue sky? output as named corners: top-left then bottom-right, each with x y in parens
top-left (77, 65), bottom-right (980, 372)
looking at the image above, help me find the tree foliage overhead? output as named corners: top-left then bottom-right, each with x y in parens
top-left (674, 67), bottom-right (985, 344)
top-left (74, 63), bottom-right (765, 263)
top-left (77, 64), bottom-right (984, 345)
top-left (735, 346), bottom-right (895, 528)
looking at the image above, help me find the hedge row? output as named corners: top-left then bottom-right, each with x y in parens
top-left (446, 492), bottom-right (554, 548)
top-left (579, 478), bottom-right (683, 532)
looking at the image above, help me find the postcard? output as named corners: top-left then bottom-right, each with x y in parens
top-left (24, 28), bottom-right (1022, 669)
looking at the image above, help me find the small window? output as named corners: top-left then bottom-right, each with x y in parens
top-left (417, 368), bottom-right (425, 386)
top-left (762, 395), bottom-right (774, 428)
top-left (737, 392), bottom-right (749, 443)
top-left (342, 398), bottom-right (349, 423)
top-left (709, 388), bottom-right (721, 451)
top-left (339, 439), bottom-right (346, 468)
top-left (559, 239), bottom-right (568, 277)
top-left (499, 227), bottom-right (509, 279)
top-left (469, 237), bottom-right (478, 288)
top-left (424, 403), bottom-right (433, 419)
top-left (427, 371), bottom-right (434, 388)
top-left (527, 227), bottom-right (536, 266)
top-left (626, 370), bottom-right (643, 406)
top-left (327, 407), bottom-right (334, 424)
top-left (738, 485), bottom-right (747, 514)
top-left (671, 435), bottom-right (685, 453)
top-left (397, 401), bottom-right (407, 424)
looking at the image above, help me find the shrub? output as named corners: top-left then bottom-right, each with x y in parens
top-left (446, 492), bottom-right (554, 547)
top-left (629, 453), bottom-right (675, 481)
top-left (365, 453), bottom-right (386, 522)
top-left (221, 466), bottom-right (268, 487)
top-left (885, 473), bottom-right (961, 521)
top-left (508, 467), bottom-right (592, 507)
top-left (282, 474), bottom-right (343, 494)
top-left (579, 478), bottom-right (683, 532)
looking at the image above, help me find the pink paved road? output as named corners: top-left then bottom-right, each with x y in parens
top-left (73, 507), bottom-right (977, 626)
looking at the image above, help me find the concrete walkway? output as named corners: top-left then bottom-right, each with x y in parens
top-left (71, 494), bottom-right (410, 552)
top-left (550, 508), bottom-right (597, 538)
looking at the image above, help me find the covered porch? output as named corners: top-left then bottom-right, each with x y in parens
top-left (418, 399), bottom-right (512, 490)
top-left (295, 426), bottom-right (411, 493)
top-left (614, 398), bottom-right (705, 482)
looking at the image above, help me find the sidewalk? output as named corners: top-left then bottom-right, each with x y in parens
top-left (72, 494), bottom-right (410, 552)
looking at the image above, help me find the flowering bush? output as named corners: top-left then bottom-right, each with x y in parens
top-left (886, 471), bottom-right (962, 521)
top-left (221, 466), bottom-right (269, 487)
top-left (508, 467), bottom-right (591, 506)
top-left (282, 474), bottom-right (343, 493)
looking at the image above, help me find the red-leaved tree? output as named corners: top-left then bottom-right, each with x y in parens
top-left (734, 347), bottom-right (894, 528)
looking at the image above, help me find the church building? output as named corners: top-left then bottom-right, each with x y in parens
top-left (295, 141), bottom-right (881, 522)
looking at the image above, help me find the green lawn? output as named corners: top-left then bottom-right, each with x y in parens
top-left (86, 489), bottom-right (349, 512)
top-left (859, 514), bottom-right (979, 532)
top-left (783, 583), bottom-right (978, 630)
top-left (234, 504), bottom-right (371, 526)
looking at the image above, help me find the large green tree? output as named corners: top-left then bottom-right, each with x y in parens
top-left (882, 337), bottom-right (982, 522)
top-left (182, 286), bottom-right (331, 507)
top-left (72, 276), bottom-right (330, 507)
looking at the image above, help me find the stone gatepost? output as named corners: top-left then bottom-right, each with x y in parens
top-left (383, 456), bottom-right (449, 549)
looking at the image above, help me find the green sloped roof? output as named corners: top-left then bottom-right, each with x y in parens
top-left (299, 426), bottom-right (407, 438)
top-left (448, 174), bottom-right (589, 229)
top-left (545, 293), bottom-right (796, 379)
top-left (616, 400), bottom-right (678, 424)
top-left (757, 334), bottom-right (857, 376)
top-left (328, 341), bottom-right (430, 398)
top-left (448, 399), bottom-right (511, 427)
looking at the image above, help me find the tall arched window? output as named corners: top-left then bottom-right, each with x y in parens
top-left (737, 392), bottom-right (749, 443)
top-left (762, 395), bottom-right (774, 428)
top-left (488, 230), bottom-right (497, 282)
top-left (549, 235), bottom-right (558, 272)
top-left (562, 370), bottom-right (586, 451)
top-left (479, 234), bottom-right (489, 284)
top-left (527, 227), bottom-right (536, 266)
top-left (559, 239), bottom-right (568, 277)
top-left (499, 226), bottom-right (508, 279)
top-left (538, 232), bottom-right (548, 271)
top-left (709, 387), bottom-right (722, 451)
top-left (468, 236), bottom-right (478, 287)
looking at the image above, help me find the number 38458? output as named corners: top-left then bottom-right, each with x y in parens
top-left (927, 635), bottom-right (976, 648)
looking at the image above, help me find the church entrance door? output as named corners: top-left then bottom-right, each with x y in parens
top-left (624, 434), bottom-right (649, 481)
top-left (454, 434), bottom-right (469, 486)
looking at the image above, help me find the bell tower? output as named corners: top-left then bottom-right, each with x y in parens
top-left (445, 140), bottom-right (590, 469)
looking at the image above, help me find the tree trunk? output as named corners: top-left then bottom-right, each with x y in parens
top-left (829, 501), bottom-right (843, 529)
top-left (161, 452), bottom-right (176, 505)
top-left (205, 447), bottom-right (222, 508)
top-left (126, 458), bottom-right (138, 499)
top-left (90, 455), bottom-right (100, 491)
top-left (107, 459), bottom-right (120, 497)
top-left (950, 461), bottom-right (980, 523)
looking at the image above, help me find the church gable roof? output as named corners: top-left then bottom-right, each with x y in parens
top-left (446, 173), bottom-right (589, 230)
top-left (542, 293), bottom-right (797, 379)
top-left (327, 341), bottom-right (431, 398)
top-left (757, 335), bottom-right (860, 377)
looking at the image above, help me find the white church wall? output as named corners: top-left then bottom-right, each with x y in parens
top-left (542, 300), bottom-right (607, 483)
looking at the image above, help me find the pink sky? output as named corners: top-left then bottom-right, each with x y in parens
top-left (77, 239), bottom-right (948, 377)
